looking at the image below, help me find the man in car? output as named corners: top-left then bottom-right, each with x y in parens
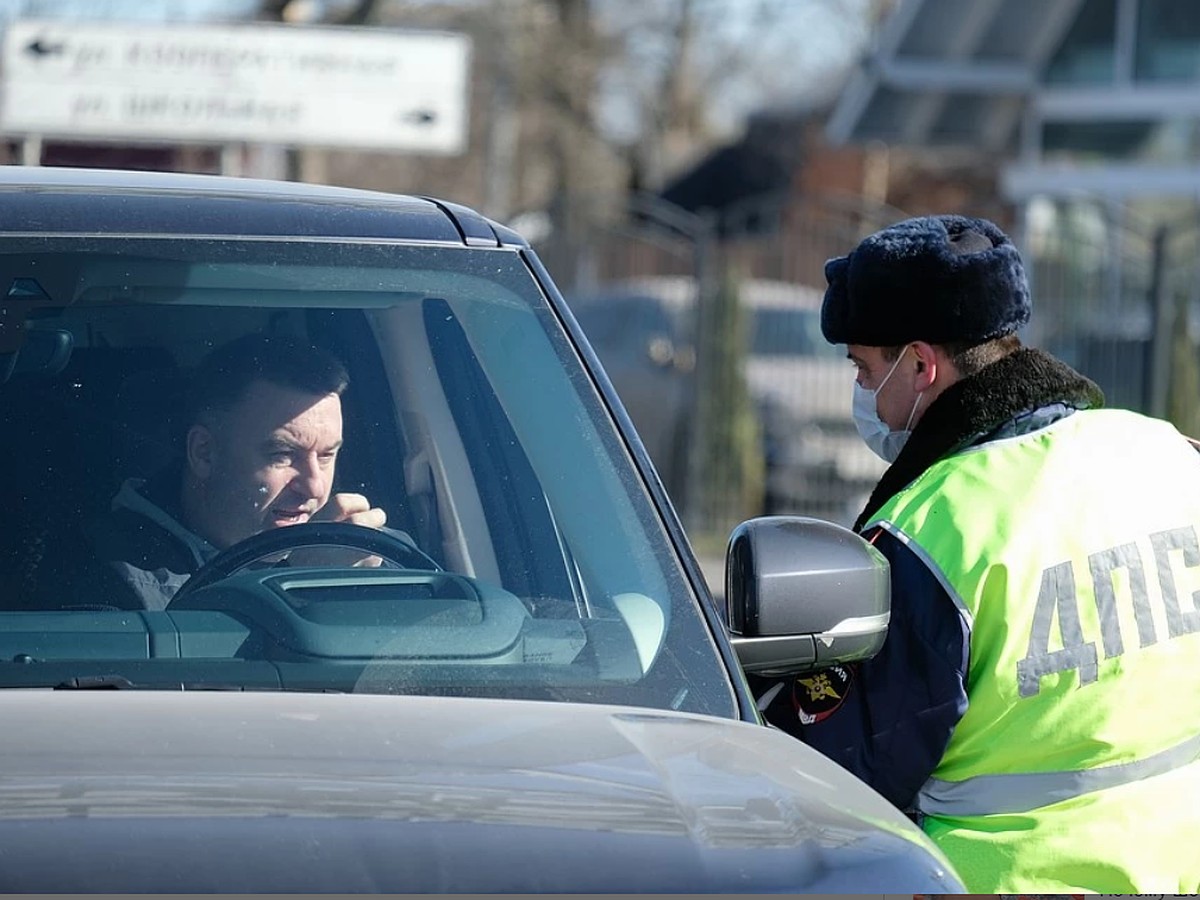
top-left (756, 214), bottom-right (1200, 893)
top-left (92, 332), bottom-right (387, 609)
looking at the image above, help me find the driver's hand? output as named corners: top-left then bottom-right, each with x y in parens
top-left (291, 492), bottom-right (387, 568)
top-left (314, 492), bottom-right (387, 530)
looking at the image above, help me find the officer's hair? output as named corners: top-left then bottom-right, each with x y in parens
top-left (187, 332), bottom-right (349, 424)
top-left (880, 334), bottom-right (1021, 378)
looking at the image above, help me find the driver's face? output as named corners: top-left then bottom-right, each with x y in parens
top-left (192, 379), bottom-right (344, 549)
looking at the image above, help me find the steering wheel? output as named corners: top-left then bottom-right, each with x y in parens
top-left (169, 522), bottom-right (440, 605)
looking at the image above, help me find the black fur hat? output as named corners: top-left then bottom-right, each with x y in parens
top-left (821, 214), bottom-right (1031, 346)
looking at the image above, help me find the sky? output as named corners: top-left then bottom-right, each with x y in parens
top-left (0, 0), bottom-right (259, 21)
top-left (708, 0), bottom-right (874, 126)
top-left (593, 0), bottom-right (874, 141)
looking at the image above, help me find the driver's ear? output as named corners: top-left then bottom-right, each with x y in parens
top-left (186, 423), bottom-right (215, 480)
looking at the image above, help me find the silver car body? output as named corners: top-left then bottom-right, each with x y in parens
top-left (0, 166), bottom-right (961, 892)
top-left (0, 692), bottom-right (958, 892)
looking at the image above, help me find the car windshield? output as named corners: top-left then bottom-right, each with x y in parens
top-left (0, 235), bottom-right (736, 718)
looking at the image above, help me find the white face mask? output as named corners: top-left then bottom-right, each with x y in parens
top-left (852, 346), bottom-right (924, 463)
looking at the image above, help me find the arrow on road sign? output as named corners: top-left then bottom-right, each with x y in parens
top-left (400, 109), bottom-right (438, 126)
top-left (24, 38), bottom-right (65, 58)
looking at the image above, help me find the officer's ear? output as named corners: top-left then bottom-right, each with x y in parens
top-left (186, 423), bottom-right (216, 480)
top-left (910, 341), bottom-right (938, 392)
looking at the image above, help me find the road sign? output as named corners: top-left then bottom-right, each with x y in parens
top-left (0, 19), bottom-right (471, 154)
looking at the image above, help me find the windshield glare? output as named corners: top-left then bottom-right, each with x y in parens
top-left (0, 237), bottom-right (735, 718)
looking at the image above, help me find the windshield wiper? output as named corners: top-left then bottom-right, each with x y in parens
top-left (54, 675), bottom-right (136, 690)
top-left (54, 676), bottom-right (252, 691)
top-left (51, 676), bottom-right (344, 692)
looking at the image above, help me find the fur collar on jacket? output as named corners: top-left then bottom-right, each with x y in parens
top-left (853, 347), bottom-right (1104, 532)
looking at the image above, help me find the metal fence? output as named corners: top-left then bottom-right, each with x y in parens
top-left (537, 193), bottom-right (1200, 548)
top-left (1023, 205), bottom-right (1200, 430)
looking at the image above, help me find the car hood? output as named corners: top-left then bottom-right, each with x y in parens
top-left (0, 691), bottom-right (961, 892)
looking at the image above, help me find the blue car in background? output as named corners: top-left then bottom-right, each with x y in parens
top-left (569, 275), bottom-right (885, 525)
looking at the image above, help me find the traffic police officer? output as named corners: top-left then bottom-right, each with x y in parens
top-left (757, 214), bottom-right (1200, 893)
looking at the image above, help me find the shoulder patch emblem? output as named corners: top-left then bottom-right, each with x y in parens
top-left (792, 665), bottom-right (853, 725)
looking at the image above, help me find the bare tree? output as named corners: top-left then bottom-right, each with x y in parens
top-left (236, 0), bottom-right (871, 219)
top-left (543, 0), bottom-right (606, 230)
top-left (592, 0), bottom-right (872, 193)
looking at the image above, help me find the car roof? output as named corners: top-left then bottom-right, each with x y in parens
top-left (0, 165), bottom-right (527, 247)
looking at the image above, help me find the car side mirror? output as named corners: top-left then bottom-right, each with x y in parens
top-left (725, 517), bottom-right (890, 677)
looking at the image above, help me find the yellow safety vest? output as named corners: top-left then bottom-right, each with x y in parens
top-left (868, 408), bottom-right (1200, 893)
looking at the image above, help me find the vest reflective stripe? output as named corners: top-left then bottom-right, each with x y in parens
top-left (918, 729), bottom-right (1200, 816)
top-left (873, 520), bottom-right (974, 631)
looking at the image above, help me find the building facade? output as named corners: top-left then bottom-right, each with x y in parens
top-left (827, 0), bottom-right (1200, 424)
